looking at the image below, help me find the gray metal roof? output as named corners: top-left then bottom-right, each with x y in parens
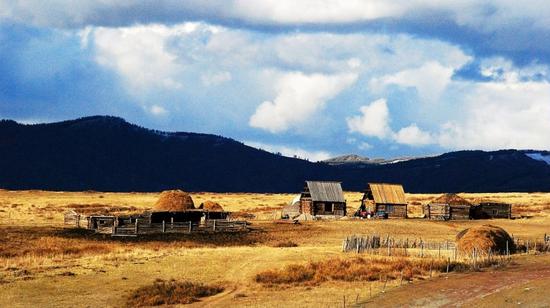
top-left (305, 181), bottom-right (345, 203)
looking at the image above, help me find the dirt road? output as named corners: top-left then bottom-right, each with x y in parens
top-left (358, 255), bottom-right (550, 307)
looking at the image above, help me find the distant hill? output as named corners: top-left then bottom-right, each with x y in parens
top-left (323, 154), bottom-right (421, 165)
top-left (1, 116), bottom-right (550, 193)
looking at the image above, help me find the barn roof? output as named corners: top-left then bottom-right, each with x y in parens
top-left (367, 183), bottom-right (407, 205)
top-left (305, 181), bottom-right (345, 203)
top-left (431, 193), bottom-right (471, 206)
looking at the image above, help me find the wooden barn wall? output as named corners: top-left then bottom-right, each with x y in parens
top-left (450, 206), bottom-right (471, 220)
top-left (425, 204), bottom-right (450, 220)
top-left (300, 198), bottom-right (313, 215)
top-left (473, 204), bottom-right (511, 219)
top-left (375, 204), bottom-right (407, 218)
top-left (312, 202), bottom-right (346, 216)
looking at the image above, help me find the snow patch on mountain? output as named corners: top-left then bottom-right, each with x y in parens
top-left (525, 152), bottom-right (550, 165)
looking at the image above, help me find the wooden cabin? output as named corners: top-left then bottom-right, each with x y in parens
top-left (300, 181), bottom-right (346, 217)
top-left (424, 193), bottom-right (472, 220)
top-left (359, 183), bottom-right (407, 218)
top-left (472, 202), bottom-right (512, 219)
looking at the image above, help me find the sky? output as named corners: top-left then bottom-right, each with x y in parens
top-left (1, 1), bottom-right (550, 161)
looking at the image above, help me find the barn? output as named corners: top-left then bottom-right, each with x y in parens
top-left (359, 183), bottom-right (407, 218)
top-left (424, 193), bottom-right (472, 220)
top-left (472, 202), bottom-right (512, 219)
top-left (300, 181), bottom-right (346, 217)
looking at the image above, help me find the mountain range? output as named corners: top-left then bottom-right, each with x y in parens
top-left (1, 116), bottom-right (549, 193)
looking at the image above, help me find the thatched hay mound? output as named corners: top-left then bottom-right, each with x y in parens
top-left (153, 190), bottom-right (195, 212)
top-left (432, 193), bottom-right (471, 205)
top-left (199, 201), bottom-right (224, 212)
top-left (456, 225), bottom-right (515, 255)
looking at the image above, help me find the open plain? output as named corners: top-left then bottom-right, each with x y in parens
top-left (1, 189), bottom-right (549, 307)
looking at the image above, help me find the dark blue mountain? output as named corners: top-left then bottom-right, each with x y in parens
top-left (1, 116), bottom-right (549, 193)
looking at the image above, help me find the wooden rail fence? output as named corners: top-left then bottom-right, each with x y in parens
top-left (87, 220), bottom-right (248, 236)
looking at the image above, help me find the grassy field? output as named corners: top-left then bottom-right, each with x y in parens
top-left (1, 189), bottom-right (549, 307)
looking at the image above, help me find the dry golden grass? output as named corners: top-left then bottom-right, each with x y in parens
top-left (0, 190), bottom-right (549, 307)
top-left (254, 256), bottom-right (461, 286)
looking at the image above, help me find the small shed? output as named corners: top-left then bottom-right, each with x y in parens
top-left (424, 193), bottom-right (472, 220)
top-left (300, 181), bottom-right (346, 217)
top-left (472, 202), bottom-right (512, 219)
top-left (360, 183), bottom-right (407, 218)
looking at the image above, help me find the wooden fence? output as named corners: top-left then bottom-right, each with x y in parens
top-left (107, 220), bottom-right (249, 236)
top-left (342, 234), bottom-right (550, 259)
top-left (342, 234), bottom-right (457, 258)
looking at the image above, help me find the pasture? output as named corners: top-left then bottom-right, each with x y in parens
top-left (0, 189), bottom-right (549, 307)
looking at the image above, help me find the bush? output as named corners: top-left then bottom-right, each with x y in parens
top-left (273, 241), bottom-right (298, 248)
top-left (127, 279), bottom-right (224, 307)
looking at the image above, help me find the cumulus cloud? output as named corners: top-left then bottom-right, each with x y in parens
top-left (394, 124), bottom-right (434, 146)
top-left (91, 24), bottom-right (195, 92)
top-left (438, 79), bottom-right (550, 150)
top-left (370, 61), bottom-right (462, 103)
top-left (347, 99), bottom-right (435, 147)
top-left (5, 1), bottom-right (550, 65)
top-left (347, 99), bottom-right (392, 139)
top-left (249, 72), bottom-right (357, 133)
top-left (244, 141), bottom-right (332, 162)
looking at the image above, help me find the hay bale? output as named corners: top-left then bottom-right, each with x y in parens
top-left (153, 190), bottom-right (195, 212)
top-left (199, 201), bottom-right (224, 212)
top-left (456, 224), bottom-right (515, 254)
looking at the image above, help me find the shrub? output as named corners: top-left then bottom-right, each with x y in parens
top-left (127, 279), bottom-right (224, 307)
top-left (273, 241), bottom-right (298, 248)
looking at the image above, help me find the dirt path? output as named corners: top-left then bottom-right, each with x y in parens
top-left (358, 255), bottom-right (550, 307)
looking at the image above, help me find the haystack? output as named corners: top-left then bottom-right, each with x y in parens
top-left (456, 225), bottom-right (515, 254)
top-left (199, 201), bottom-right (224, 212)
top-left (432, 193), bottom-right (471, 205)
top-left (153, 190), bottom-right (195, 212)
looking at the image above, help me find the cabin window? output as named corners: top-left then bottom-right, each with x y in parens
top-left (386, 205), bottom-right (394, 213)
top-left (325, 203), bottom-right (333, 213)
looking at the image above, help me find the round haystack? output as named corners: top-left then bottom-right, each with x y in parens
top-left (456, 224), bottom-right (515, 255)
top-left (199, 201), bottom-right (224, 212)
top-left (153, 190), bottom-right (195, 212)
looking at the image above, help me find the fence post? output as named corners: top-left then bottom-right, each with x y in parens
top-left (171, 217), bottom-right (174, 229)
top-left (162, 220), bottom-right (166, 233)
top-left (135, 219), bottom-right (139, 234)
top-left (213, 220), bottom-right (217, 231)
top-left (188, 221), bottom-right (192, 233)
top-left (506, 240), bottom-right (510, 259)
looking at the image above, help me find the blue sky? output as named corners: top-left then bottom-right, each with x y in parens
top-left (2, 1), bottom-right (550, 160)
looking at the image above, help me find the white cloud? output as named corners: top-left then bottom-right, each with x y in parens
top-left (358, 142), bottom-right (373, 150)
top-left (244, 141), bottom-right (332, 161)
top-left (394, 124), bottom-right (434, 146)
top-left (149, 105), bottom-right (168, 116)
top-left (370, 61), bottom-right (465, 103)
top-left (91, 23), bottom-right (204, 92)
top-left (437, 79), bottom-right (550, 150)
top-left (346, 98), bottom-right (391, 138)
top-left (201, 71), bottom-right (232, 86)
top-left (249, 71), bottom-right (357, 133)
